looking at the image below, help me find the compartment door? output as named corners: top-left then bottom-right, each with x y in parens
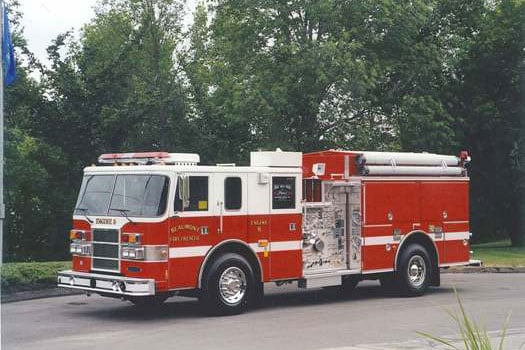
top-left (347, 183), bottom-right (362, 270)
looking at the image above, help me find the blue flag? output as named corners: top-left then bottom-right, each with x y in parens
top-left (2, 6), bottom-right (16, 86)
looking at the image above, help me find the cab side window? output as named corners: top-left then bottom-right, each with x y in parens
top-left (224, 177), bottom-right (242, 210)
top-left (174, 176), bottom-right (209, 212)
top-left (272, 176), bottom-right (296, 209)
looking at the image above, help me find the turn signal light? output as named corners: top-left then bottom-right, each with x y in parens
top-left (129, 234), bottom-right (139, 244)
top-left (69, 230), bottom-right (87, 241)
top-left (121, 233), bottom-right (141, 244)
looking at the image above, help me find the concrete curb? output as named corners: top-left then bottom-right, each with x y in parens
top-left (441, 266), bottom-right (525, 273)
top-left (1, 287), bottom-right (83, 304)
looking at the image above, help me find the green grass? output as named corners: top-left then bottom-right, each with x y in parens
top-left (471, 240), bottom-right (525, 267)
top-left (0, 261), bottom-right (71, 293)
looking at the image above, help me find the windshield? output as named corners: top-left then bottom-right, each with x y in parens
top-left (75, 174), bottom-right (170, 217)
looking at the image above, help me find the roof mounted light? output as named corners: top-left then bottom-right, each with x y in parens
top-left (98, 152), bottom-right (200, 165)
top-left (459, 150), bottom-right (471, 164)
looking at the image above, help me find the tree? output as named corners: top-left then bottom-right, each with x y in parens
top-left (4, 0), bottom-right (524, 261)
top-left (45, 0), bottom-right (188, 159)
top-left (189, 0), bottom-right (487, 158)
top-left (4, 0), bottom-right (190, 261)
top-left (448, 0), bottom-right (525, 245)
top-left (2, 2), bottom-right (75, 261)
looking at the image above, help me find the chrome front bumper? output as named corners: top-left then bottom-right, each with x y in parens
top-left (57, 270), bottom-right (155, 296)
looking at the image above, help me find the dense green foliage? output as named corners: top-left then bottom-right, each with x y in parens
top-left (2, 0), bottom-right (524, 261)
top-left (0, 261), bottom-right (71, 292)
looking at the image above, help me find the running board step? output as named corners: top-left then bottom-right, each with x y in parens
top-left (298, 275), bottom-right (342, 289)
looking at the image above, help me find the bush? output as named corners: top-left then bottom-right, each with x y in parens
top-left (0, 261), bottom-right (71, 293)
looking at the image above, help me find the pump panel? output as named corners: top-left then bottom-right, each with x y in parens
top-left (302, 181), bottom-right (362, 275)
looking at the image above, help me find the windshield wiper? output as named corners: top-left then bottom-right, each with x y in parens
top-left (111, 208), bottom-right (135, 224)
top-left (74, 207), bottom-right (93, 223)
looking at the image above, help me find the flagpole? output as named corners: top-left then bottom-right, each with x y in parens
top-left (0, 0), bottom-right (5, 264)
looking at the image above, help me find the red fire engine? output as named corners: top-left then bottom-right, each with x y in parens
top-left (58, 149), bottom-right (471, 315)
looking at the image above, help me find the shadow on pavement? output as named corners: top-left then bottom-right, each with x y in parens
top-left (64, 283), bottom-right (463, 322)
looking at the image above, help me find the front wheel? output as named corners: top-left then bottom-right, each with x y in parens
top-left (200, 253), bottom-right (255, 315)
top-left (396, 244), bottom-right (431, 296)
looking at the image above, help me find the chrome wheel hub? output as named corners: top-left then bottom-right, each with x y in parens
top-left (407, 255), bottom-right (426, 288)
top-left (219, 267), bottom-right (247, 305)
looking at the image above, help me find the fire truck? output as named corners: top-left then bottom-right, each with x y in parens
top-left (58, 149), bottom-right (471, 315)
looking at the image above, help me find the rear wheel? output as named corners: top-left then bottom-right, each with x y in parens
top-left (396, 244), bottom-right (431, 296)
top-left (200, 253), bottom-right (255, 315)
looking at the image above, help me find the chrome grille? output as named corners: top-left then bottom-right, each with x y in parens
top-left (93, 229), bottom-right (119, 243)
top-left (93, 243), bottom-right (119, 258)
top-left (92, 228), bottom-right (119, 272)
top-left (92, 259), bottom-right (119, 271)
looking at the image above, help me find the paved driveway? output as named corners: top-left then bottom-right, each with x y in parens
top-left (2, 273), bottom-right (524, 350)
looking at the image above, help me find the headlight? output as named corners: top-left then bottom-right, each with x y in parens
top-left (121, 246), bottom-right (145, 260)
top-left (70, 243), bottom-right (90, 256)
top-left (81, 244), bottom-right (90, 255)
top-left (135, 247), bottom-right (145, 259)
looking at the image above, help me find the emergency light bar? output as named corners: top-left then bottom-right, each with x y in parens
top-left (98, 152), bottom-right (200, 165)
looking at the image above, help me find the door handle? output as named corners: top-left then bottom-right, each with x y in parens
top-left (217, 201), bottom-right (224, 233)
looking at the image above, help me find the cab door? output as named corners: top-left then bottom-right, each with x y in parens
top-left (213, 173), bottom-right (248, 240)
top-left (169, 174), bottom-right (215, 289)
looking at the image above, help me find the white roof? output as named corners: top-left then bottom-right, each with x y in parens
top-left (84, 164), bottom-right (301, 175)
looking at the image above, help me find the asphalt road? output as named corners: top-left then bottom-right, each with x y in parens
top-left (2, 273), bottom-right (525, 350)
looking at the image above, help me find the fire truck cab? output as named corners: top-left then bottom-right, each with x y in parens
top-left (58, 149), bottom-right (471, 315)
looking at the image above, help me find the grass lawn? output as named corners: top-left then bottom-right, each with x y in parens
top-left (471, 240), bottom-right (525, 267)
top-left (0, 261), bottom-right (71, 293)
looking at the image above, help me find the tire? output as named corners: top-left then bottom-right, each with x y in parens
top-left (200, 253), bottom-right (255, 316)
top-left (396, 243), bottom-right (432, 296)
top-left (128, 295), bottom-right (168, 307)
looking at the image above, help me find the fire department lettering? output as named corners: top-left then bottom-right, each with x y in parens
top-left (171, 235), bottom-right (200, 242)
top-left (95, 218), bottom-right (116, 225)
top-left (170, 224), bottom-right (198, 233)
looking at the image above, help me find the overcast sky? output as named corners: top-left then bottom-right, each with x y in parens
top-left (19, 0), bottom-right (197, 66)
top-left (19, 0), bottom-right (97, 64)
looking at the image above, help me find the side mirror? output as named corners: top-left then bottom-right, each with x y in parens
top-left (179, 175), bottom-right (191, 209)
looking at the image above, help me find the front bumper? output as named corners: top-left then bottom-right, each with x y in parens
top-left (57, 270), bottom-right (155, 296)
